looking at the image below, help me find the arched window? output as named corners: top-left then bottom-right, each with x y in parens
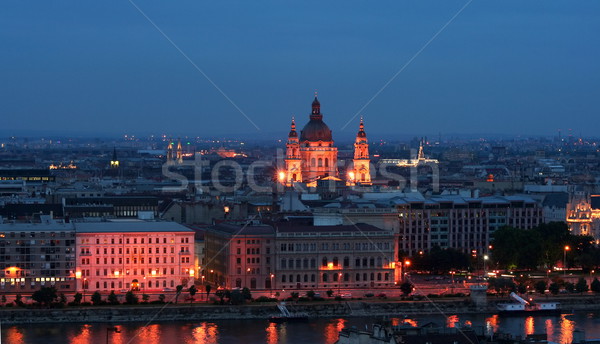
top-left (385, 273), bottom-right (389, 281)
top-left (311, 158), bottom-right (316, 166)
top-left (304, 274), bottom-right (308, 282)
top-left (370, 273), bottom-right (375, 281)
top-left (311, 258), bottom-right (316, 268)
top-left (303, 258), bottom-right (309, 268)
top-left (344, 257), bottom-right (350, 267)
top-left (362, 257), bottom-right (368, 266)
top-left (355, 258), bottom-right (361, 267)
top-left (333, 257), bottom-right (339, 267)
top-left (363, 273), bottom-right (367, 281)
top-left (356, 273), bottom-right (360, 281)
top-left (344, 273), bottom-right (349, 282)
top-left (370, 257), bottom-right (375, 267)
top-left (236, 278), bottom-right (242, 288)
top-left (322, 257), bottom-right (328, 267)
top-left (325, 158), bottom-right (329, 167)
top-left (297, 274), bottom-right (301, 283)
top-left (311, 274), bottom-right (316, 282)
top-left (318, 158), bottom-right (323, 167)
top-left (323, 273), bottom-right (328, 282)
top-left (289, 259), bottom-right (294, 268)
top-left (333, 273), bottom-right (339, 282)
top-left (377, 273), bottom-right (382, 281)
top-left (377, 257), bottom-right (382, 267)
top-left (282, 275), bottom-right (287, 283)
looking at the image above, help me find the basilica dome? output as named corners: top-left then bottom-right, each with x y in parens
top-left (300, 96), bottom-right (333, 142)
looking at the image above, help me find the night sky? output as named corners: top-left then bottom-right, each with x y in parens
top-left (1, 1), bottom-right (599, 139)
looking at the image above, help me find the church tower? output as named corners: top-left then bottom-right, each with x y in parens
top-left (284, 117), bottom-right (302, 185)
top-left (166, 139), bottom-right (174, 163)
top-left (350, 118), bottom-right (371, 185)
top-left (176, 138), bottom-right (183, 164)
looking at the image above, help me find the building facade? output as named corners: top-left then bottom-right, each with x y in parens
top-left (396, 195), bottom-right (543, 256)
top-left (275, 223), bottom-right (398, 290)
top-left (0, 218), bottom-right (76, 293)
top-left (74, 221), bottom-right (195, 293)
top-left (204, 220), bottom-right (399, 291)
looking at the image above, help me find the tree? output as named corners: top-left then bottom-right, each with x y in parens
top-left (215, 289), bottom-right (227, 304)
top-left (142, 294), bottom-right (150, 303)
top-left (241, 287), bottom-right (252, 300)
top-left (549, 282), bottom-right (560, 295)
top-left (15, 294), bottom-right (23, 307)
top-left (400, 282), bottom-right (414, 296)
top-left (73, 292), bottom-right (83, 305)
top-left (517, 283), bottom-right (527, 294)
top-left (188, 285), bottom-right (197, 304)
top-left (108, 291), bottom-right (119, 305)
top-left (534, 280), bottom-right (547, 294)
top-left (326, 289), bottom-right (334, 298)
top-left (1, 295), bottom-right (6, 304)
top-left (591, 278), bottom-right (600, 293)
top-left (175, 285), bottom-right (184, 304)
top-left (564, 282), bottom-right (575, 293)
top-left (158, 294), bottom-right (166, 303)
top-left (125, 290), bottom-right (138, 305)
top-left (229, 289), bottom-right (244, 305)
top-left (32, 286), bottom-right (58, 307)
top-left (575, 278), bottom-right (589, 293)
top-left (59, 293), bottom-right (67, 305)
top-left (306, 290), bottom-right (316, 299)
top-left (205, 284), bottom-right (212, 302)
top-left (91, 291), bottom-right (103, 306)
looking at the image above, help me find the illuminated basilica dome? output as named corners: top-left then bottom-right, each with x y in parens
top-left (299, 97), bottom-right (332, 142)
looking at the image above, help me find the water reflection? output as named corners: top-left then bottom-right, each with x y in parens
top-left (324, 318), bottom-right (346, 343)
top-left (524, 316), bottom-right (535, 335)
top-left (265, 322), bottom-right (278, 344)
top-left (2, 312), bottom-right (600, 344)
top-left (5, 327), bottom-right (25, 344)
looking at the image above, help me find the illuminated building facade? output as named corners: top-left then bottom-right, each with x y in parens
top-left (283, 96), bottom-right (373, 186)
top-left (204, 221), bottom-right (399, 290)
top-left (349, 118), bottom-right (372, 185)
top-left (0, 219), bottom-right (76, 292)
top-left (566, 192), bottom-right (600, 239)
top-left (284, 96), bottom-right (338, 184)
top-left (203, 222), bottom-right (275, 289)
top-left (74, 221), bottom-right (195, 293)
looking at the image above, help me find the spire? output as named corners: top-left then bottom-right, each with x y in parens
top-left (311, 92), bottom-right (321, 116)
top-left (112, 147), bottom-right (118, 162)
top-left (357, 116), bottom-right (366, 138)
top-left (288, 116), bottom-right (298, 138)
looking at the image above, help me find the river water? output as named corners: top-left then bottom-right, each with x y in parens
top-left (2, 312), bottom-right (600, 344)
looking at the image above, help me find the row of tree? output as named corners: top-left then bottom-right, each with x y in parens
top-left (488, 276), bottom-right (600, 295)
top-left (491, 222), bottom-right (600, 270)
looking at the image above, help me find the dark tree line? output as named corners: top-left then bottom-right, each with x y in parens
top-left (491, 222), bottom-right (600, 270)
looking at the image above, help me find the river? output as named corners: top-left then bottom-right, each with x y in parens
top-left (2, 311), bottom-right (600, 344)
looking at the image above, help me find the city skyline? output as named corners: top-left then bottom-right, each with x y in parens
top-left (2, 1), bottom-right (599, 137)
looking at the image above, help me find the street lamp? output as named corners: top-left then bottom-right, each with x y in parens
top-left (338, 272), bottom-right (342, 297)
top-left (270, 274), bottom-right (275, 297)
top-left (404, 260), bottom-right (411, 282)
top-left (483, 255), bottom-right (489, 277)
top-left (83, 278), bottom-right (88, 303)
top-left (564, 245), bottom-right (570, 277)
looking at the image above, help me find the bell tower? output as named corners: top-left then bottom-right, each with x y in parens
top-left (350, 117), bottom-right (371, 185)
top-left (284, 117), bottom-right (302, 185)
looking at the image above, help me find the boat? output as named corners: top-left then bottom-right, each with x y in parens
top-left (496, 292), bottom-right (560, 316)
top-left (268, 302), bottom-right (309, 323)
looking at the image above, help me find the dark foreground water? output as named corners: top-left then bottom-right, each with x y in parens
top-left (2, 312), bottom-right (600, 344)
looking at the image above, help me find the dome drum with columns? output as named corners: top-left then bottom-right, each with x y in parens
top-left (282, 95), bottom-right (371, 186)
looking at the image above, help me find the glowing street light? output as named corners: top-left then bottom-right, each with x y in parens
top-left (564, 245), bottom-right (570, 277)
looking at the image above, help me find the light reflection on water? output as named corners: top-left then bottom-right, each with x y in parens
top-left (2, 312), bottom-right (599, 344)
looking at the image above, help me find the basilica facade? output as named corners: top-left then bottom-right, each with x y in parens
top-left (283, 96), bottom-right (371, 186)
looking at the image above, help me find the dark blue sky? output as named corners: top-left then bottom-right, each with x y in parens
top-left (1, 1), bottom-right (599, 139)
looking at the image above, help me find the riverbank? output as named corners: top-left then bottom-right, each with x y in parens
top-left (0, 295), bottom-right (598, 325)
